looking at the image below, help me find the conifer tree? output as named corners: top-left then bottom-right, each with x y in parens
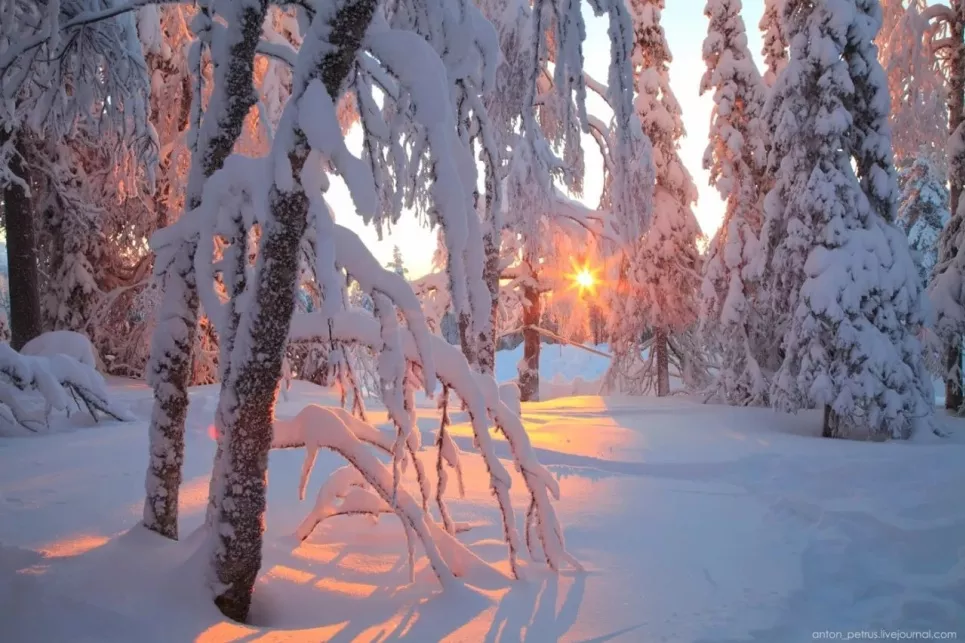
top-left (761, 0), bottom-right (933, 439)
top-left (698, 0), bottom-right (768, 406)
top-left (628, 0), bottom-right (701, 397)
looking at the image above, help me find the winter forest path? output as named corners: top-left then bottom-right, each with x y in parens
top-left (0, 380), bottom-right (964, 641)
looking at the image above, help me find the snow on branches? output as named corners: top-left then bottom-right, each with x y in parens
top-left (610, 0), bottom-right (700, 397)
top-left (759, 0), bottom-right (787, 88)
top-left (0, 340), bottom-right (126, 436)
top-left (760, 0), bottom-right (933, 439)
top-left (698, 0), bottom-right (768, 407)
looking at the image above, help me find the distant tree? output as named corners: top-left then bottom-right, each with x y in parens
top-left (898, 153), bottom-right (950, 288)
top-left (386, 245), bottom-right (409, 279)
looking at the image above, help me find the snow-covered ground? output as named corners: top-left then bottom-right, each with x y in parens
top-left (1, 350), bottom-right (964, 642)
top-left (494, 342), bottom-right (612, 400)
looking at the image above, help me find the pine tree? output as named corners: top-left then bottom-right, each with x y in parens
top-left (629, 0), bottom-right (701, 397)
top-left (763, 0), bottom-right (932, 439)
top-left (759, 0), bottom-right (788, 87)
top-left (698, 0), bottom-right (768, 406)
top-left (898, 153), bottom-right (950, 288)
top-left (926, 0), bottom-right (965, 410)
top-left (387, 245), bottom-right (409, 279)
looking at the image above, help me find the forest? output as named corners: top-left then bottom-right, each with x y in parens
top-left (1, 0), bottom-right (964, 639)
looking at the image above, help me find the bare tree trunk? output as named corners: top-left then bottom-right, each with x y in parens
top-left (822, 405), bottom-right (840, 438)
top-left (3, 132), bottom-right (42, 350)
top-left (654, 327), bottom-right (670, 397)
top-left (211, 0), bottom-right (377, 622)
top-left (477, 232), bottom-right (500, 376)
top-left (519, 277), bottom-right (540, 402)
top-left (945, 4), bottom-right (965, 411)
top-left (143, 0), bottom-right (268, 541)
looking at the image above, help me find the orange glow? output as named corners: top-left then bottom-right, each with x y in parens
top-left (265, 564), bottom-right (316, 585)
top-left (40, 534), bottom-right (109, 558)
top-left (314, 577), bottom-right (378, 598)
top-left (575, 268), bottom-right (595, 290)
top-left (195, 622), bottom-right (258, 643)
top-left (565, 259), bottom-right (601, 297)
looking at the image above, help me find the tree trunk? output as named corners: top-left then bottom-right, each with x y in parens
top-left (821, 405), bottom-right (838, 438)
top-left (477, 232), bottom-right (500, 376)
top-left (945, 4), bottom-right (965, 411)
top-left (946, 343), bottom-right (963, 411)
top-left (210, 0), bottom-right (376, 622)
top-left (3, 133), bottom-right (42, 350)
top-left (143, 0), bottom-right (269, 541)
top-left (519, 279), bottom-right (540, 402)
top-left (654, 327), bottom-right (670, 397)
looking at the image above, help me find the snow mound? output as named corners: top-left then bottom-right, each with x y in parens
top-left (20, 331), bottom-right (100, 370)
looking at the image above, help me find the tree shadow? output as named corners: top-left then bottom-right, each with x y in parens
top-left (483, 569), bottom-right (586, 642)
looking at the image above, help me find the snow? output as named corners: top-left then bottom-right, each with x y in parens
top-left (1, 369), bottom-right (964, 641)
top-left (19, 331), bottom-right (99, 370)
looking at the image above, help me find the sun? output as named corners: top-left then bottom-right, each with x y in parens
top-left (575, 268), bottom-right (596, 290)
top-left (566, 260), bottom-right (601, 296)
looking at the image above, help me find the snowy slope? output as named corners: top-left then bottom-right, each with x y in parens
top-left (1, 377), bottom-right (963, 642)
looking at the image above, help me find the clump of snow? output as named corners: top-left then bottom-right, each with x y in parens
top-left (0, 343), bottom-right (127, 436)
top-left (20, 331), bottom-right (100, 370)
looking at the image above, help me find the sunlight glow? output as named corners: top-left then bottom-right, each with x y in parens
top-left (39, 534), bottom-right (109, 558)
top-left (565, 260), bottom-right (601, 297)
top-left (576, 268), bottom-right (595, 290)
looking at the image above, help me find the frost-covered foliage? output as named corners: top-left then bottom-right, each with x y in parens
top-left (144, 0), bottom-right (614, 620)
top-left (698, 0), bottom-right (768, 407)
top-left (413, 0), bottom-right (653, 396)
top-left (925, 0), bottom-right (965, 409)
top-left (877, 0), bottom-right (948, 167)
top-left (609, 0), bottom-right (700, 397)
top-left (0, 341), bottom-right (124, 436)
top-left (759, 0), bottom-right (787, 87)
top-left (144, 0), bottom-right (271, 545)
top-left (898, 153), bottom-right (950, 288)
top-left (0, 0), bottom-right (157, 190)
top-left (760, 0), bottom-right (933, 439)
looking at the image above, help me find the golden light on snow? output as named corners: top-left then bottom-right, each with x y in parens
top-left (39, 534), bottom-right (109, 558)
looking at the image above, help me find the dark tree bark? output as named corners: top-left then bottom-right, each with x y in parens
top-left (477, 231), bottom-right (501, 376)
top-left (3, 132), bottom-right (42, 350)
top-left (822, 405), bottom-right (836, 438)
top-left (210, 0), bottom-right (378, 622)
top-left (143, 0), bottom-right (269, 541)
top-left (654, 327), bottom-right (670, 397)
top-left (519, 274), bottom-right (541, 402)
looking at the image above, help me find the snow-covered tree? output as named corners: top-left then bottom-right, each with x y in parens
top-left (698, 0), bottom-right (768, 406)
top-left (0, 0), bottom-right (155, 349)
top-left (877, 0), bottom-right (948, 167)
top-left (620, 0), bottom-right (701, 397)
top-left (759, 0), bottom-right (788, 87)
top-left (144, 0), bottom-right (269, 542)
top-left (925, 0), bottom-right (965, 409)
top-left (761, 0), bottom-right (933, 439)
top-left (898, 152), bottom-right (950, 287)
top-left (387, 245), bottom-right (409, 279)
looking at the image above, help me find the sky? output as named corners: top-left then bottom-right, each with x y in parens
top-left (333, 0), bottom-right (767, 278)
